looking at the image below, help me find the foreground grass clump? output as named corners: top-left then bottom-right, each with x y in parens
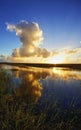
top-left (0, 69), bottom-right (81, 130)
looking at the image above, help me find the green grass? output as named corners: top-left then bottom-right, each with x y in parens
top-left (0, 68), bottom-right (81, 130)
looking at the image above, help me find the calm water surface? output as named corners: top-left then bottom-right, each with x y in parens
top-left (3, 66), bottom-right (81, 109)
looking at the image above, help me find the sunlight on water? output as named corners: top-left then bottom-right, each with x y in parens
top-left (1, 64), bottom-right (81, 81)
top-left (1, 65), bottom-right (81, 105)
top-left (52, 67), bottom-right (81, 80)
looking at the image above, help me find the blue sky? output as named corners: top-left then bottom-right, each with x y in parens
top-left (0, 0), bottom-right (81, 63)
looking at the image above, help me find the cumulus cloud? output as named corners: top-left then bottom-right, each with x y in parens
top-left (6, 20), bottom-right (60, 63)
top-left (7, 21), bottom-right (47, 58)
top-left (2, 20), bottom-right (80, 63)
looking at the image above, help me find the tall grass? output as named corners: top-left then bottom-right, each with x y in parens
top-left (0, 68), bottom-right (81, 130)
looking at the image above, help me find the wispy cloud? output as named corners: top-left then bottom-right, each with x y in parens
top-left (63, 47), bottom-right (81, 55)
top-left (0, 54), bottom-right (7, 62)
top-left (62, 47), bottom-right (81, 63)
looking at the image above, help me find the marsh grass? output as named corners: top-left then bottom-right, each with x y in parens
top-left (0, 69), bottom-right (81, 130)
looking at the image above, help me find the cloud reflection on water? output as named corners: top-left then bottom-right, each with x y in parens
top-left (2, 65), bottom-right (81, 104)
top-left (12, 66), bottom-right (81, 81)
top-left (11, 69), bottom-right (43, 103)
top-left (52, 68), bottom-right (81, 80)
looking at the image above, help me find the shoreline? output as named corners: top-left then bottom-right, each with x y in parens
top-left (0, 62), bottom-right (81, 70)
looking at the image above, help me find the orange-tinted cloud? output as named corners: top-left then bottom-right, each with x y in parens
top-left (0, 20), bottom-right (81, 63)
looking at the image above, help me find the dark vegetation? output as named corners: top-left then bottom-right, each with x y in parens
top-left (0, 68), bottom-right (81, 130)
top-left (0, 62), bottom-right (81, 70)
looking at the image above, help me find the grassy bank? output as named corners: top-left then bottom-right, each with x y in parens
top-left (0, 69), bottom-right (81, 130)
top-left (0, 62), bottom-right (81, 70)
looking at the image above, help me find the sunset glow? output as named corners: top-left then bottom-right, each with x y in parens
top-left (47, 53), bottom-right (65, 64)
top-left (0, 0), bottom-right (81, 63)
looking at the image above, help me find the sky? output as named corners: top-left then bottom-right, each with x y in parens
top-left (0, 0), bottom-right (81, 63)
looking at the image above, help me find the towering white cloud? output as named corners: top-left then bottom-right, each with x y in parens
top-left (7, 21), bottom-right (48, 58)
top-left (5, 20), bottom-right (81, 63)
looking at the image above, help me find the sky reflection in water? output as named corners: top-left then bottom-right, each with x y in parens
top-left (3, 66), bottom-right (81, 108)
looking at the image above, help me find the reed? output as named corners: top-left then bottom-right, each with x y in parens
top-left (0, 69), bottom-right (81, 130)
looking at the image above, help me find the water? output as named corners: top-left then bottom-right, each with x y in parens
top-left (3, 66), bottom-right (81, 109)
top-left (1, 65), bottom-right (81, 129)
